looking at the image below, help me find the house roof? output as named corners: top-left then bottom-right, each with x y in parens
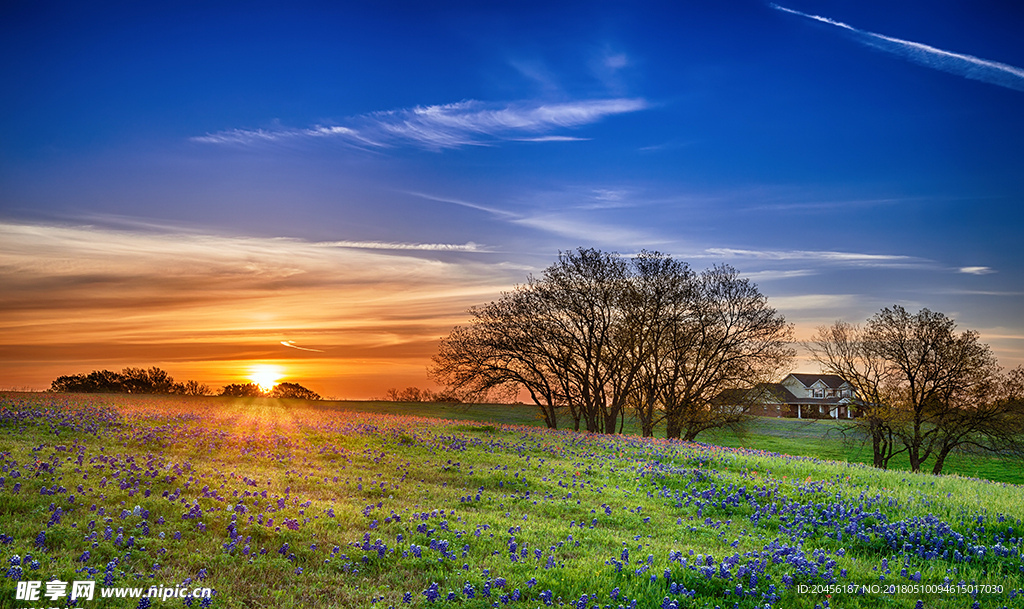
top-left (787, 373), bottom-right (848, 389)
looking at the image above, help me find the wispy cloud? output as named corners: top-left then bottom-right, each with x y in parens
top-left (742, 269), bottom-right (817, 281)
top-left (280, 341), bottom-right (325, 353)
top-left (193, 97), bottom-right (647, 150)
top-left (404, 188), bottom-right (663, 247)
top-left (770, 294), bottom-right (859, 311)
top-left (511, 213), bottom-right (663, 247)
top-left (512, 135), bottom-right (591, 142)
top-left (402, 191), bottom-right (518, 220)
top-left (771, 3), bottom-right (1024, 93)
top-left (704, 247), bottom-right (921, 266)
top-left (315, 240), bottom-right (489, 252)
top-left (959, 266), bottom-right (996, 275)
top-left (0, 222), bottom-right (521, 396)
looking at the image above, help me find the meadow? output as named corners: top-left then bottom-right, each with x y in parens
top-left (1, 393), bottom-right (1023, 609)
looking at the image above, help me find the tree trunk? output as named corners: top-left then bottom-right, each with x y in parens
top-left (931, 447), bottom-right (952, 475)
top-left (870, 420), bottom-right (887, 469)
top-left (604, 406), bottom-right (620, 436)
top-left (665, 408), bottom-right (682, 439)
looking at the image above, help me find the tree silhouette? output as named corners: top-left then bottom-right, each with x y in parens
top-left (809, 306), bottom-right (1024, 474)
top-left (431, 249), bottom-right (793, 439)
top-left (220, 383), bottom-right (263, 398)
top-left (268, 382), bottom-right (321, 400)
top-left (49, 366), bottom-right (206, 395)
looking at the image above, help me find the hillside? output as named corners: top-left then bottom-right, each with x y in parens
top-left (1, 392), bottom-right (1022, 608)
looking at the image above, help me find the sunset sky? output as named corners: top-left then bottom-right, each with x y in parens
top-left (2, 1), bottom-right (1023, 398)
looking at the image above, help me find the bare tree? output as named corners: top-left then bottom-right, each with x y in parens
top-left (812, 306), bottom-right (1021, 474)
top-left (431, 286), bottom-right (564, 428)
top-left (806, 321), bottom-right (903, 468)
top-left (659, 265), bottom-right (794, 441)
top-left (864, 306), bottom-right (1001, 473)
top-left (174, 379), bottom-right (212, 396)
top-left (431, 249), bottom-right (793, 439)
top-left (624, 253), bottom-right (694, 437)
top-left (533, 248), bottom-right (633, 433)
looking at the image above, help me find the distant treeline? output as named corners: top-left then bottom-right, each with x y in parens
top-left (50, 367), bottom-right (211, 396)
top-left (380, 386), bottom-right (461, 403)
top-left (49, 367), bottom-right (321, 400)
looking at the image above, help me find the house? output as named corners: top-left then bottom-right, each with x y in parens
top-left (744, 373), bottom-right (856, 419)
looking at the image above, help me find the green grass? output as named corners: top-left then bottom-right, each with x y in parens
top-left (0, 392), bottom-right (1022, 609)
top-left (305, 398), bottom-right (1024, 485)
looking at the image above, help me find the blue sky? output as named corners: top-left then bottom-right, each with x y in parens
top-left (2, 1), bottom-right (1023, 396)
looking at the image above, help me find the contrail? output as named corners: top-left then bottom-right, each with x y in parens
top-left (280, 341), bottom-right (325, 353)
top-left (771, 3), bottom-right (1024, 93)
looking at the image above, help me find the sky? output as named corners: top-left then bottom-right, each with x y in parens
top-left (2, 0), bottom-right (1023, 398)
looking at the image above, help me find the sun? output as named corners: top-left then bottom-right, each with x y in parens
top-left (249, 363), bottom-right (284, 393)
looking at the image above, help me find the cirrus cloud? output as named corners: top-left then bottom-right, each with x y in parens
top-left (771, 3), bottom-right (1024, 93)
top-left (193, 97), bottom-right (648, 150)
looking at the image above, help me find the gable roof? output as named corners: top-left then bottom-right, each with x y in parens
top-left (787, 373), bottom-right (848, 389)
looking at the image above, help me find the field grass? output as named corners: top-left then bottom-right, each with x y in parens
top-left (327, 399), bottom-right (1024, 485)
top-left (1, 392), bottom-right (1023, 609)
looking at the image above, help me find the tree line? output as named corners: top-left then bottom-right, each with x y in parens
top-left (49, 367), bottom-right (321, 400)
top-left (807, 306), bottom-right (1024, 474)
top-left (50, 367), bottom-right (212, 396)
top-left (430, 248), bottom-right (795, 440)
top-left (221, 382), bottom-right (321, 400)
top-left (380, 386), bottom-right (462, 403)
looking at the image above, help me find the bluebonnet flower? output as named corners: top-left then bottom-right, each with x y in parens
top-left (422, 582), bottom-right (440, 603)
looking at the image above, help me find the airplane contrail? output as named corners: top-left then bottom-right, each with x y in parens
top-left (280, 341), bottom-right (325, 352)
top-left (771, 3), bottom-right (1024, 93)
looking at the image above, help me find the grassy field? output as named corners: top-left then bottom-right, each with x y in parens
top-left (1, 392), bottom-right (1023, 609)
top-left (320, 398), bottom-right (1024, 485)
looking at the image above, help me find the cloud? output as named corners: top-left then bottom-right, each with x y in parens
top-left (404, 188), bottom-right (662, 246)
top-left (402, 191), bottom-right (518, 220)
top-left (315, 240), bottom-right (489, 252)
top-left (512, 135), bottom-right (591, 142)
top-left (193, 97), bottom-right (647, 150)
top-left (0, 221), bottom-right (526, 396)
top-left (959, 266), bottom-right (996, 275)
top-left (704, 247), bottom-right (921, 266)
top-left (742, 269), bottom-right (817, 281)
top-left (604, 53), bottom-right (629, 71)
top-left (511, 213), bottom-right (663, 247)
top-left (280, 341), bottom-right (325, 353)
top-left (771, 3), bottom-right (1024, 93)
top-left (769, 294), bottom-right (859, 311)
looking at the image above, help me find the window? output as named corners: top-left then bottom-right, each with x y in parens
top-left (813, 389), bottom-right (824, 398)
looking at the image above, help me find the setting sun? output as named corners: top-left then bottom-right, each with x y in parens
top-left (249, 363), bottom-right (284, 392)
